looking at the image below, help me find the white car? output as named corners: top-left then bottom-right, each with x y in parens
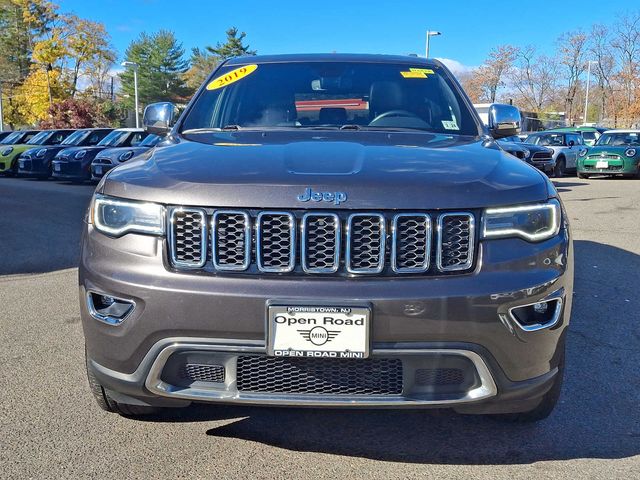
top-left (523, 131), bottom-right (586, 177)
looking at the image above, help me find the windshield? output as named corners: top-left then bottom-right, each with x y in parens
top-left (98, 130), bottom-right (131, 147)
top-left (181, 61), bottom-right (478, 136)
top-left (525, 133), bottom-right (564, 146)
top-left (596, 132), bottom-right (640, 146)
top-left (139, 134), bottom-right (161, 147)
top-left (0, 132), bottom-right (22, 144)
top-left (62, 130), bottom-right (89, 145)
top-left (27, 131), bottom-right (53, 145)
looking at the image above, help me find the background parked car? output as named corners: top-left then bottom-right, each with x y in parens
top-left (523, 131), bottom-right (585, 176)
top-left (52, 128), bottom-right (149, 183)
top-left (0, 129), bottom-right (72, 176)
top-left (91, 133), bottom-right (162, 180)
top-left (552, 126), bottom-right (608, 146)
top-left (577, 129), bottom-right (640, 179)
top-left (0, 131), bottom-right (14, 143)
top-left (497, 135), bottom-right (556, 176)
top-left (18, 128), bottom-right (113, 179)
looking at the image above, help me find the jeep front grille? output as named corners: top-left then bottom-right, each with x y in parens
top-left (168, 208), bottom-right (476, 276)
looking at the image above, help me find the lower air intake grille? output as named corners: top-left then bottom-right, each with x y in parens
top-left (236, 356), bottom-right (403, 395)
top-left (180, 363), bottom-right (225, 383)
top-left (415, 368), bottom-right (465, 386)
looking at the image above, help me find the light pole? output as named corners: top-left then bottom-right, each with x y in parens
top-left (0, 81), bottom-right (4, 132)
top-left (425, 30), bottom-right (441, 58)
top-left (583, 60), bottom-right (596, 125)
top-left (121, 61), bottom-right (140, 128)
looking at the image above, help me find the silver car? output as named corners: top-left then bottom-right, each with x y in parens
top-left (523, 131), bottom-right (586, 177)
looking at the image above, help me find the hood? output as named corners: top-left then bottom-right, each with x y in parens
top-left (102, 131), bottom-right (550, 210)
top-left (55, 146), bottom-right (104, 161)
top-left (95, 146), bottom-right (150, 162)
top-left (586, 145), bottom-right (638, 156)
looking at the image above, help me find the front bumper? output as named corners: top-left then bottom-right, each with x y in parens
top-left (18, 155), bottom-right (50, 176)
top-left (531, 160), bottom-right (555, 174)
top-left (80, 224), bottom-right (572, 411)
top-left (578, 156), bottom-right (639, 175)
top-left (52, 159), bottom-right (90, 181)
top-left (91, 160), bottom-right (116, 181)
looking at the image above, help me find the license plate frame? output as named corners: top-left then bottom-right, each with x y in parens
top-left (595, 160), bottom-right (609, 169)
top-left (95, 166), bottom-right (102, 175)
top-left (54, 163), bottom-right (61, 172)
top-left (267, 305), bottom-right (371, 359)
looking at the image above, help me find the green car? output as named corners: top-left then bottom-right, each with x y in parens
top-left (0, 129), bottom-right (72, 175)
top-left (577, 130), bottom-right (640, 179)
top-left (552, 126), bottom-right (607, 146)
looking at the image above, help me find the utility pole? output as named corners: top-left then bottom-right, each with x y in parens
top-left (583, 60), bottom-right (596, 125)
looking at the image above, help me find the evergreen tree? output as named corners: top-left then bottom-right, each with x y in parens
top-left (119, 30), bottom-right (189, 109)
top-left (206, 27), bottom-right (256, 60)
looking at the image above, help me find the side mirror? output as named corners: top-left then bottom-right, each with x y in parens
top-left (143, 102), bottom-right (179, 136)
top-left (487, 104), bottom-right (521, 139)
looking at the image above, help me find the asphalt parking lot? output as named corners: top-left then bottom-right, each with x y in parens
top-left (0, 175), bottom-right (638, 479)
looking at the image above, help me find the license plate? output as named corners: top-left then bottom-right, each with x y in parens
top-left (19, 160), bottom-right (24, 168)
top-left (596, 160), bottom-right (608, 169)
top-left (54, 163), bottom-right (61, 172)
top-left (268, 305), bottom-right (370, 359)
top-left (95, 166), bottom-right (102, 175)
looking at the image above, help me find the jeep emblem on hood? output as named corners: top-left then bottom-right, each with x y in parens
top-left (297, 187), bottom-right (347, 205)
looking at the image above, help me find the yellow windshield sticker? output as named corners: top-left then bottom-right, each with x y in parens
top-left (400, 67), bottom-right (435, 79)
top-left (206, 64), bottom-right (258, 90)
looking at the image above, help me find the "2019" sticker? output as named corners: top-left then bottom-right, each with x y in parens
top-left (206, 64), bottom-right (258, 90)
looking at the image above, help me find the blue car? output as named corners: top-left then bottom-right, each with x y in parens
top-left (18, 128), bottom-right (113, 179)
top-left (52, 128), bottom-right (148, 183)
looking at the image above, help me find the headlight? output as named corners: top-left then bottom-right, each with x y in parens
top-left (625, 148), bottom-right (637, 157)
top-left (119, 151), bottom-right (134, 161)
top-left (579, 148), bottom-right (588, 157)
top-left (2, 147), bottom-right (13, 156)
top-left (75, 150), bottom-right (87, 159)
top-left (482, 199), bottom-right (561, 242)
top-left (36, 148), bottom-right (47, 158)
top-left (522, 148), bottom-right (530, 159)
top-left (92, 194), bottom-right (165, 237)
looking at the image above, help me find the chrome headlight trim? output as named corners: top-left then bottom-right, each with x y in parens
top-left (75, 150), bottom-right (87, 159)
top-left (625, 148), bottom-right (637, 158)
top-left (482, 199), bottom-right (561, 242)
top-left (92, 194), bottom-right (165, 237)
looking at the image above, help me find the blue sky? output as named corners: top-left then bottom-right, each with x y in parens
top-left (61, 0), bottom-right (636, 73)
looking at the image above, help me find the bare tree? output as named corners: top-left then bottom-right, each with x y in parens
top-left (481, 45), bottom-right (518, 102)
top-left (556, 31), bottom-right (588, 124)
top-left (509, 46), bottom-right (558, 113)
top-left (611, 11), bottom-right (640, 124)
top-left (589, 24), bottom-right (618, 124)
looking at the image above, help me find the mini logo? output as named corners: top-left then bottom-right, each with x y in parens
top-left (297, 326), bottom-right (340, 346)
top-left (297, 187), bottom-right (347, 205)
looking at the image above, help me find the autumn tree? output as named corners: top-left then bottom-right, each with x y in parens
top-left (119, 30), bottom-right (190, 110)
top-left (183, 47), bottom-right (219, 90)
top-left (611, 11), bottom-right (640, 126)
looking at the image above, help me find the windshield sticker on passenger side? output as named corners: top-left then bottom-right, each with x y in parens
top-left (206, 64), bottom-right (258, 90)
top-left (400, 67), bottom-right (435, 79)
top-left (442, 119), bottom-right (459, 130)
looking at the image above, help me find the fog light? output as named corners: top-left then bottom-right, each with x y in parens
top-left (87, 292), bottom-right (135, 325)
top-left (509, 298), bottom-right (563, 332)
top-left (533, 302), bottom-right (548, 314)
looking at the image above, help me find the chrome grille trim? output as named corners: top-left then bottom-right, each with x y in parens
top-left (211, 210), bottom-right (251, 271)
top-left (256, 211), bottom-right (296, 273)
top-left (391, 213), bottom-right (431, 273)
top-left (345, 213), bottom-right (386, 274)
top-left (168, 207), bottom-right (207, 268)
top-left (436, 212), bottom-right (475, 272)
top-left (301, 213), bottom-right (341, 273)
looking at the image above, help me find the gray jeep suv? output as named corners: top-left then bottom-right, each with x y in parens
top-left (81, 54), bottom-right (572, 422)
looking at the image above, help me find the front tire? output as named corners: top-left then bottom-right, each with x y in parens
top-left (553, 158), bottom-right (566, 178)
top-left (85, 350), bottom-right (159, 417)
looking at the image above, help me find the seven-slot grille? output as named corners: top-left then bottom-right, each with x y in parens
top-left (168, 209), bottom-right (476, 275)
